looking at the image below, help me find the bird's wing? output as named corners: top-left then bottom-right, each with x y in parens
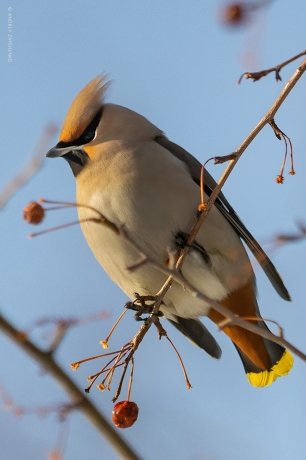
top-left (168, 316), bottom-right (222, 358)
top-left (155, 135), bottom-right (290, 301)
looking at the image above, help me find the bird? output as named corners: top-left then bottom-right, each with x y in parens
top-left (47, 75), bottom-right (293, 387)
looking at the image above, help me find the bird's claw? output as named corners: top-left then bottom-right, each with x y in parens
top-left (125, 293), bottom-right (163, 321)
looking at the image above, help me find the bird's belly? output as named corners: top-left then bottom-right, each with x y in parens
top-left (79, 214), bottom-right (168, 295)
top-left (79, 215), bottom-right (229, 318)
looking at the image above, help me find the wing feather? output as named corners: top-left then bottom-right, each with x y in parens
top-left (155, 135), bottom-right (290, 301)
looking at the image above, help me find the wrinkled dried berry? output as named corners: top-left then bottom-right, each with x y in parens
top-left (112, 401), bottom-right (139, 429)
top-left (23, 201), bottom-right (45, 224)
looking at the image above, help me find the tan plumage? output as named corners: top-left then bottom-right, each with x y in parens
top-left (47, 76), bottom-right (293, 386)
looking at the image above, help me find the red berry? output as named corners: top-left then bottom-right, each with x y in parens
top-left (23, 201), bottom-right (45, 224)
top-left (221, 3), bottom-right (248, 26)
top-left (112, 401), bottom-right (139, 429)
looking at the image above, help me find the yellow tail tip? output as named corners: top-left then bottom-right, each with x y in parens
top-left (247, 349), bottom-right (294, 387)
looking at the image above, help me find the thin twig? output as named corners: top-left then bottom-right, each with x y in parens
top-left (28, 217), bottom-right (102, 238)
top-left (112, 358), bottom-right (130, 403)
top-left (165, 336), bottom-right (192, 390)
top-left (194, 58), bottom-right (306, 245)
top-left (269, 118), bottom-right (295, 183)
top-left (71, 347), bottom-right (130, 369)
top-left (238, 50), bottom-right (306, 83)
top-left (100, 308), bottom-right (128, 349)
top-left (104, 347), bottom-right (130, 392)
top-left (89, 360), bottom-right (126, 393)
top-left (29, 198), bottom-right (121, 238)
top-left (127, 357), bottom-right (135, 402)
top-left (217, 315), bottom-right (284, 339)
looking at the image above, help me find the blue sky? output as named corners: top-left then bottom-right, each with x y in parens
top-left (1, 1), bottom-right (306, 459)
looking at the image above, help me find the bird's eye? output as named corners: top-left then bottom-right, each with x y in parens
top-left (79, 107), bottom-right (103, 145)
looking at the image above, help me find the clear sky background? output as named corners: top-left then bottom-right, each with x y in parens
top-left (1, 1), bottom-right (306, 459)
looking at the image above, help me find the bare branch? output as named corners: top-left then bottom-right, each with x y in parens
top-left (238, 50), bottom-right (306, 83)
top-left (0, 125), bottom-right (57, 209)
top-left (205, 57), bottom-right (306, 217)
top-left (268, 222), bottom-right (306, 251)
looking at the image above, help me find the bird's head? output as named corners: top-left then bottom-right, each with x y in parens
top-left (46, 75), bottom-right (161, 176)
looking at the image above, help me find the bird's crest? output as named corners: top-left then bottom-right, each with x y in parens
top-left (59, 75), bottom-right (110, 143)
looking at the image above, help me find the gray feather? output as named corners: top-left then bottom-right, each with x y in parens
top-left (155, 135), bottom-right (290, 301)
top-left (168, 316), bottom-right (222, 359)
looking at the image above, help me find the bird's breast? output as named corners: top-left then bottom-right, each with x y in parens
top-left (75, 142), bottom-right (199, 297)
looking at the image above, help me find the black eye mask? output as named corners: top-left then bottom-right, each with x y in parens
top-left (56, 107), bottom-right (103, 149)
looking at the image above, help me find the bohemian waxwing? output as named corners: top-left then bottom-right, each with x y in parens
top-left (47, 75), bottom-right (293, 387)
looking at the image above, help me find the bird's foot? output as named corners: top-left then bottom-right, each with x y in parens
top-left (125, 293), bottom-right (163, 321)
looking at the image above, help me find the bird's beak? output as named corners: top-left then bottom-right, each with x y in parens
top-left (46, 144), bottom-right (88, 177)
top-left (46, 145), bottom-right (77, 158)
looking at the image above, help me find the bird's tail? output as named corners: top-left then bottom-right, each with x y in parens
top-left (233, 335), bottom-right (293, 387)
top-left (208, 282), bottom-right (293, 387)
